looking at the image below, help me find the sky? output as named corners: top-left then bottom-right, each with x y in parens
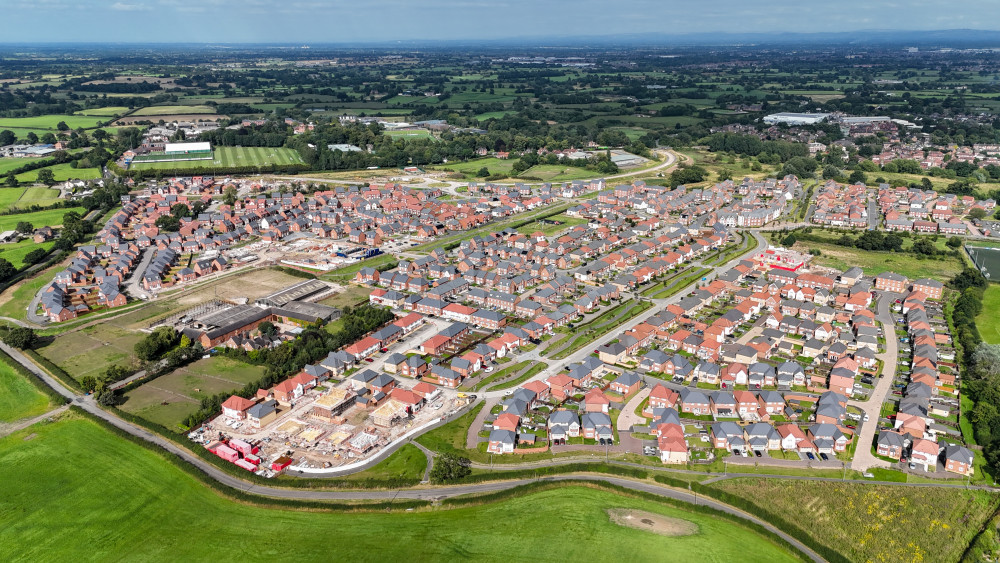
top-left (2, 0), bottom-right (1000, 44)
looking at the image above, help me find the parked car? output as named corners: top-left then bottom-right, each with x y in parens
top-left (754, 450), bottom-right (762, 458)
top-left (806, 452), bottom-right (815, 460)
top-left (819, 452), bottom-right (829, 461)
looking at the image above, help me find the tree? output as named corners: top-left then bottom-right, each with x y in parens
top-left (223, 186), bottom-right (238, 207)
top-left (36, 168), bottom-right (55, 186)
top-left (56, 121), bottom-right (69, 132)
top-left (821, 165), bottom-right (841, 180)
top-left (0, 130), bottom-right (14, 146)
top-left (26, 132), bottom-right (38, 144)
top-left (0, 258), bottom-right (16, 282)
top-left (155, 214), bottom-right (180, 232)
top-left (15, 221), bottom-right (33, 234)
top-left (80, 375), bottom-right (97, 392)
top-left (946, 236), bottom-right (963, 249)
top-left (170, 203), bottom-right (191, 219)
top-left (973, 343), bottom-right (1000, 378)
top-left (475, 167), bottom-right (490, 178)
top-left (134, 326), bottom-right (180, 361)
top-left (258, 321), bottom-right (277, 337)
top-left (23, 248), bottom-right (48, 265)
top-left (848, 169), bottom-right (867, 184)
top-left (429, 454), bottom-right (471, 483)
top-left (3, 175), bottom-right (17, 188)
top-left (969, 208), bottom-right (987, 220)
top-left (912, 238), bottom-right (938, 255)
top-left (2, 327), bottom-right (37, 350)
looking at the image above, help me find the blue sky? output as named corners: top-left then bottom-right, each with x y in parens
top-left (3, 0), bottom-right (998, 43)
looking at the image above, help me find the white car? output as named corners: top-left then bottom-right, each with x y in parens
top-left (863, 413), bottom-right (870, 422)
top-left (502, 389), bottom-right (515, 397)
top-left (484, 367), bottom-right (494, 373)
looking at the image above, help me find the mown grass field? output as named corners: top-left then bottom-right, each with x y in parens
top-left (976, 285), bottom-right (1000, 344)
top-left (130, 105), bottom-right (216, 116)
top-left (434, 157), bottom-right (518, 178)
top-left (0, 416), bottom-right (802, 562)
top-left (383, 129), bottom-right (436, 140)
top-left (15, 162), bottom-right (101, 183)
top-left (0, 207), bottom-right (86, 232)
top-left (0, 239), bottom-right (55, 268)
top-left (74, 106), bottom-right (130, 117)
top-left (129, 146), bottom-right (304, 171)
top-left (336, 443), bottom-right (427, 483)
top-left (0, 115), bottom-right (105, 131)
top-left (0, 357), bottom-right (52, 422)
top-left (711, 477), bottom-right (997, 563)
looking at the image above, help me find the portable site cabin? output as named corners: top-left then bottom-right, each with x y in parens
top-left (215, 444), bottom-right (239, 463)
top-left (234, 458), bottom-right (257, 472)
top-left (244, 454), bottom-right (261, 466)
top-left (229, 439), bottom-right (257, 457)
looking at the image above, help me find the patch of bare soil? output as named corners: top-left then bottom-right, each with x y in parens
top-left (606, 509), bottom-right (698, 536)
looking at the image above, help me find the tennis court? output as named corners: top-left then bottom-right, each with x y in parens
top-left (967, 246), bottom-right (1000, 280)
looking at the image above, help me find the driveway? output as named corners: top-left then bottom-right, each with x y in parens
top-left (617, 387), bottom-right (651, 432)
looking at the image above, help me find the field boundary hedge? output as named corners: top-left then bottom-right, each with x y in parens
top-left (0, 348), bottom-right (70, 407)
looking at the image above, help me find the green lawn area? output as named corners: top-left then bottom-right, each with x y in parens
top-left (16, 186), bottom-right (63, 206)
top-left (516, 164), bottom-right (597, 182)
top-left (976, 285), bottom-right (1000, 344)
top-left (129, 146), bottom-right (304, 171)
top-left (0, 115), bottom-right (105, 131)
top-left (0, 357), bottom-right (52, 422)
top-left (0, 417), bottom-right (803, 562)
top-left (0, 239), bottom-right (55, 268)
top-left (710, 477), bottom-right (998, 563)
top-left (515, 212), bottom-right (587, 236)
top-left (15, 162), bottom-right (101, 183)
top-left (38, 323), bottom-right (143, 383)
top-left (317, 284), bottom-right (372, 310)
top-left (793, 240), bottom-right (962, 282)
top-left (130, 105), bottom-right (216, 116)
top-left (0, 207), bottom-right (86, 232)
top-left (337, 443), bottom-right (427, 483)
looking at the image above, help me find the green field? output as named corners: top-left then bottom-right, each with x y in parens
top-left (383, 129), bottom-right (436, 140)
top-left (517, 164), bottom-right (599, 182)
top-left (38, 323), bottom-right (143, 382)
top-left (337, 443), bottom-right (427, 483)
top-left (0, 357), bottom-right (52, 422)
top-left (0, 207), bottom-right (86, 232)
top-left (0, 115), bottom-right (105, 131)
top-left (129, 146), bottom-right (304, 171)
top-left (74, 107), bottom-right (130, 117)
top-left (515, 212), bottom-right (588, 236)
top-left (434, 157), bottom-right (518, 178)
top-left (16, 186), bottom-right (63, 206)
top-left (0, 239), bottom-right (55, 268)
top-left (0, 416), bottom-right (802, 562)
top-left (793, 240), bottom-right (963, 282)
top-left (120, 356), bottom-right (265, 429)
top-left (130, 105), bottom-right (216, 116)
top-left (976, 285), bottom-right (1000, 344)
top-left (15, 162), bottom-right (101, 183)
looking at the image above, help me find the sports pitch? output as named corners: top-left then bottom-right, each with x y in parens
top-left (128, 147), bottom-right (304, 170)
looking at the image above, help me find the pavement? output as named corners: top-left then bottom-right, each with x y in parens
top-left (848, 291), bottom-right (901, 472)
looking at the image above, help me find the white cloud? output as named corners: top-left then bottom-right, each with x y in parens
top-left (111, 2), bottom-right (150, 10)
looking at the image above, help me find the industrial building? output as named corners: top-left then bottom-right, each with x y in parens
top-left (255, 279), bottom-right (331, 307)
top-left (762, 112), bottom-right (830, 125)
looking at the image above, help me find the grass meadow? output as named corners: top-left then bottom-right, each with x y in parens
top-left (0, 416), bottom-right (802, 562)
top-left (129, 146), bottom-right (304, 171)
top-left (0, 357), bottom-right (52, 422)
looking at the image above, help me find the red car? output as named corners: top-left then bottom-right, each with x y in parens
top-left (365, 357), bottom-right (375, 363)
top-left (380, 348), bottom-right (389, 353)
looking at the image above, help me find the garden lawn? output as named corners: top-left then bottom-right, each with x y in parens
top-left (0, 357), bottom-right (52, 422)
top-left (711, 477), bottom-right (998, 563)
top-left (0, 416), bottom-right (802, 563)
top-left (976, 285), bottom-right (1000, 344)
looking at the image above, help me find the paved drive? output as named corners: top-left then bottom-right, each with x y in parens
top-left (849, 292), bottom-right (900, 472)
